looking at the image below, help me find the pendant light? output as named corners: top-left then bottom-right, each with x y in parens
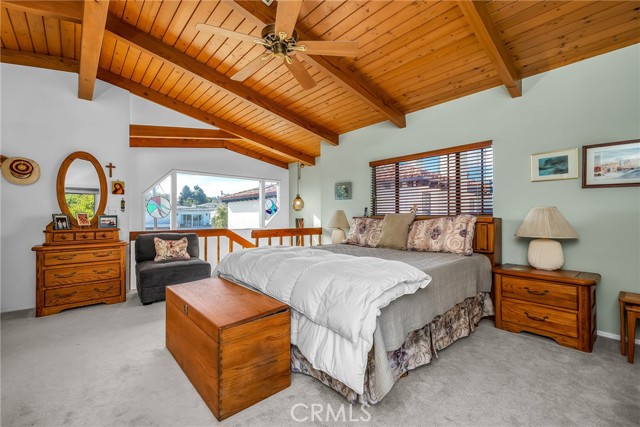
top-left (292, 162), bottom-right (304, 211)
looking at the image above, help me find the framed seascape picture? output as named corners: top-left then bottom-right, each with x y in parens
top-left (582, 139), bottom-right (640, 188)
top-left (52, 214), bottom-right (71, 230)
top-left (531, 148), bottom-right (578, 182)
top-left (98, 215), bottom-right (118, 229)
top-left (76, 213), bottom-right (91, 227)
top-left (335, 182), bottom-right (352, 200)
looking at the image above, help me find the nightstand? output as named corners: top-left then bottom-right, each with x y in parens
top-left (493, 264), bottom-right (600, 352)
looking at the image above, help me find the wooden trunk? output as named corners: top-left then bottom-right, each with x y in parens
top-left (166, 277), bottom-right (290, 420)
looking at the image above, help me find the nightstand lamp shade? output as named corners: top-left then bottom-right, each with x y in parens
top-left (327, 210), bottom-right (350, 244)
top-left (515, 207), bottom-right (578, 271)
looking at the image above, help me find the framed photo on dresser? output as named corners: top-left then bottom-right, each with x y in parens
top-left (52, 214), bottom-right (71, 230)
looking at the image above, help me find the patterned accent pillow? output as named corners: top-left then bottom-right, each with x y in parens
top-left (344, 217), bottom-right (384, 247)
top-left (441, 215), bottom-right (477, 255)
top-left (407, 218), bottom-right (447, 252)
top-left (153, 237), bottom-right (191, 262)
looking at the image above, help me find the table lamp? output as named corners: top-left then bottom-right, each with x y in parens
top-left (515, 206), bottom-right (578, 271)
top-left (327, 210), bottom-right (350, 244)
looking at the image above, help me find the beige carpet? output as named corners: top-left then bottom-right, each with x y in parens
top-left (2, 293), bottom-right (639, 427)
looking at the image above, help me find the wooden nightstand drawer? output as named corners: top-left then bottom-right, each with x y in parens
top-left (44, 262), bottom-right (120, 286)
top-left (44, 280), bottom-right (121, 307)
top-left (502, 299), bottom-right (578, 338)
top-left (44, 249), bottom-right (120, 266)
top-left (502, 276), bottom-right (577, 310)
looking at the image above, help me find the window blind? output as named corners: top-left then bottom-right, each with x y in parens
top-left (370, 141), bottom-right (493, 216)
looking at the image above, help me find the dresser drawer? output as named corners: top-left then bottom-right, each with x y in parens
top-left (502, 299), bottom-right (578, 338)
top-left (95, 231), bottom-right (117, 240)
top-left (44, 262), bottom-right (120, 286)
top-left (44, 280), bottom-right (121, 307)
top-left (44, 249), bottom-right (120, 266)
top-left (52, 233), bottom-right (74, 243)
top-left (75, 232), bottom-right (95, 241)
top-left (502, 276), bottom-right (577, 310)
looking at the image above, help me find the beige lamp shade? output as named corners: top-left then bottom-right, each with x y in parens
top-left (327, 210), bottom-right (350, 244)
top-left (515, 207), bottom-right (578, 239)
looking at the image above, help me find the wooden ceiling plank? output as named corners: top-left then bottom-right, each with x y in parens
top-left (158, 68), bottom-right (186, 95)
top-left (98, 32), bottom-right (116, 70)
top-left (494, 1), bottom-right (568, 31)
top-left (189, 86), bottom-right (218, 108)
top-left (105, 15), bottom-right (338, 145)
top-left (130, 137), bottom-right (227, 149)
top-left (458, 0), bottom-right (522, 97)
top-left (0, 47), bottom-right (79, 72)
top-left (130, 125), bottom-right (240, 140)
top-left (121, 0), bottom-right (143, 27)
top-left (161, 0), bottom-right (200, 47)
top-left (42, 16), bottom-right (62, 57)
top-left (109, 0), bottom-right (126, 19)
top-left (224, 142), bottom-right (290, 169)
top-left (149, 1), bottom-right (181, 40)
top-left (197, 7), bottom-right (249, 67)
top-left (148, 62), bottom-right (175, 91)
top-left (1, 8), bottom-right (19, 50)
top-left (7, 9), bottom-right (34, 52)
top-left (230, 0), bottom-right (406, 128)
top-left (2, 1), bottom-right (82, 23)
top-left (97, 68), bottom-right (315, 165)
top-left (59, 20), bottom-right (75, 59)
top-left (130, 50), bottom-right (153, 83)
top-left (209, 19), bottom-right (261, 75)
top-left (498, 1), bottom-right (593, 40)
top-left (139, 56), bottom-right (163, 87)
top-left (137, 0), bottom-right (162, 34)
top-left (486, 1), bottom-right (522, 18)
top-left (189, 3), bottom-right (237, 61)
top-left (173, 1), bottom-right (219, 53)
top-left (25, 14), bottom-right (48, 53)
top-left (78, 0), bottom-right (108, 100)
top-left (175, 78), bottom-right (203, 102)
top-left (412, 77), bottom-right (503, 113)
top-left (109, 40), bottom-right (129, 75)
top-left (167, 73), bottom-right (195, 98)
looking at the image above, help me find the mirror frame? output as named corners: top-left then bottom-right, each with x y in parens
top-left (56, 151), bottom-right (108, 228)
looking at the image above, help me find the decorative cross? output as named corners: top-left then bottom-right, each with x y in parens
top-left (105, 162), bottom-right (116, 178)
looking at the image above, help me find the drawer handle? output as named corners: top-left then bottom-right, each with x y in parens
top-left (524, 312), bottom-right (548, 322)
top-left (56, 291), bottom-right (77, 298)
top-left (54, 272), bottom-right (76, 279)
top-left (100, 233), bottom-right (108, 238)
top-left (94, 287), bottom-right (112, 294)
top-left (81, 234), bottom-right (90, 239)
top-left (93, 251), bottom-right (113, 258)
top-left (525, 287), bottom-right (549, 296)
top-left (60, 235), bottom-right (68, 240)
top-left (53, 255), bottom-right (75, 261)
top-left (93, 268), bottom-right (113, 275)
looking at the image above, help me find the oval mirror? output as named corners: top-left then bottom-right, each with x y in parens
top-left (56, 152), bottom-right (107, 228)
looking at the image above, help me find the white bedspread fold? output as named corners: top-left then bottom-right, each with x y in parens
top-left (215, 246), bottom-right (431, 393)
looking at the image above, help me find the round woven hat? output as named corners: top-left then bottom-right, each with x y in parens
top-left (1, 156), bottom-right (40, 185)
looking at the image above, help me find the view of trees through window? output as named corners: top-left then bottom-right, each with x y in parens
top-left (65, 193), bottom-right (96, 220)
top-left (143, 171), bottom-right (280, 230)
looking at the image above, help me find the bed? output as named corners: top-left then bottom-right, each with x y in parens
top-left (217, 216), bottom-right (502, 404)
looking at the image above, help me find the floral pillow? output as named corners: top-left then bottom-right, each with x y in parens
top-left (408, 215), bottom-right (477, 255)
top-left (153, 237), bottom-right (191, 262)
top-left (407, 218), bottom-right (447, 252)
top-left (344, 217), bottom-right (384, 247)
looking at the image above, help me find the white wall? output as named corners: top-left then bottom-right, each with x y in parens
top-left (291, 45), bottom-right (640, 336)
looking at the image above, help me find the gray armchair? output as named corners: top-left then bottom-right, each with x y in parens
top-left (134, 233), bottom-right (211, 305)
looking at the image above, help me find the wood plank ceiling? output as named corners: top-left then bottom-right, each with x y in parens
top-left (2, 0), bottom-right (639, 168)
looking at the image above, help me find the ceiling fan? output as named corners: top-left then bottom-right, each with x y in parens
top-left (195, 0), bottom-right (359, 90)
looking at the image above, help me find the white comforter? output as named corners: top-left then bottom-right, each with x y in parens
top-left (215, 246), bottom-right (431, 393)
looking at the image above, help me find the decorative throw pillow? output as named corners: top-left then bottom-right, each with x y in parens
top-left (376, 212), bottom-right (416, 250)
top-left (441, 215), bottom-right (477, 255)
top-left (344, 217), bottom-right (384, 247)
top-left (153, 237), bottom-right (191, 262)
top-left (407, 218), bottom-right (447, 252)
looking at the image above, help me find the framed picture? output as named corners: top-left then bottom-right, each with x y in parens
top-left (52, 214), bottom-right (71, 230)
top-left (582, 139), bottom-right (640, 188)
top-left (530, 148), bottom-right (578, 182)
top-left (76, 213), bottom-right (91, 227)
top-left (112, 180), bottom-right (125, 195)
top-left (98, 215), bottom-right (118, 229)
top-left (334, 182), bottom-right (352, 200)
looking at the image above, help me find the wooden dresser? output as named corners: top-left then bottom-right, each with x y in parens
top-left (493, 264), bottom-right (600, 352)
top-left (32, 227), bottom-right (127, 317)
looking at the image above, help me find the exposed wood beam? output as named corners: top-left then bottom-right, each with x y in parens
top-left (1, 0), bottom-right (82, 23)
top-left (230, 0), bottom-right (407, 128)
top-left (224, 142), bottom-right (289, 169)
top-left (78, 0), bottom-right (108, 100)
top-left (0, 48), bottom-right (79, 73)
top-left (97, 68), bottom-right (314, 165)
top-left (105, 15), bottom-right (338, 145)
top-left (457, 0), bottom-right (522, 97)
top-left (130, 125), bottom-right (241, 140)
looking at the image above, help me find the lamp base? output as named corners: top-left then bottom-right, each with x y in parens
top-left (331, 229), bottom-right (346, 244)
top-left (527, 239), bottom-right (564, 271)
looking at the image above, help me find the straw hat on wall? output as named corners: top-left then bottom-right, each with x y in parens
top-left (1, 155), bottom-right (41, 185)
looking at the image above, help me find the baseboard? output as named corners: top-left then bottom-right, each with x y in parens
top-left (597, 330), bottom-right (640, 345)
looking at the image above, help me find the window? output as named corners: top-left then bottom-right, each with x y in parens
top-left (64, 190), bottom-right (98, 221)
top-left (370, 141), bottom-right (493, 216)
top-left (143, 171), bottom-right (280, 230)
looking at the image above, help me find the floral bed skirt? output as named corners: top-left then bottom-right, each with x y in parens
top-left (290, 292), bottom-right (494, 404)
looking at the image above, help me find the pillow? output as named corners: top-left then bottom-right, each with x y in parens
top-left (441, 215), bottom-right (478, 255)
top-left (407, 217), bottom-right (447, 252)
top-left (375, 212), bottom-right (416, 250)
top-left (344, 217), bottom-right (384, 247)
top-left (153, 237), bottom-right (191, 262)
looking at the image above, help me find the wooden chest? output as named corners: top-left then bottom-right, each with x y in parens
top-left (166, 277), bottom-right (290, 420)
top-left (32, 241), bottom-right (127, 317)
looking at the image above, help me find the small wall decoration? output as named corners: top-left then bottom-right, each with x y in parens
top-left (335, 182), bottom-right (352, 200)
top-left (98, 215), bottom-right (118, 229)
top-left (531, 148), bottom-right (578, 182)
top-left (76, 213), bottom-right (91, 227)
top-left (1, 155), bottom-right (40, 185)
top-left (582, 139), bottom-right (640, 188)
top-left (112, 180), bottom-right (125, 195)
top-left (52, 214), bottom-right (71, 230)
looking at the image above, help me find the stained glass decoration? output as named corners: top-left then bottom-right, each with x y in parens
top-left (265, 198), bottom-right (278, 215)
top-left (147, 196), bottom-right (171, 219)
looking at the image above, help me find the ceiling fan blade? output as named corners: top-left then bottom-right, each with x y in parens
top-left (297, 40), bottom-right (360, 57)
top-left (231, 54), bottom-right (273, 82)
top-left (275, 0), bottom-right (302, 39)
top-left (285, 56), bottom-right (316, 90)
top-left (195, 23), bottom-right (259, 44)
